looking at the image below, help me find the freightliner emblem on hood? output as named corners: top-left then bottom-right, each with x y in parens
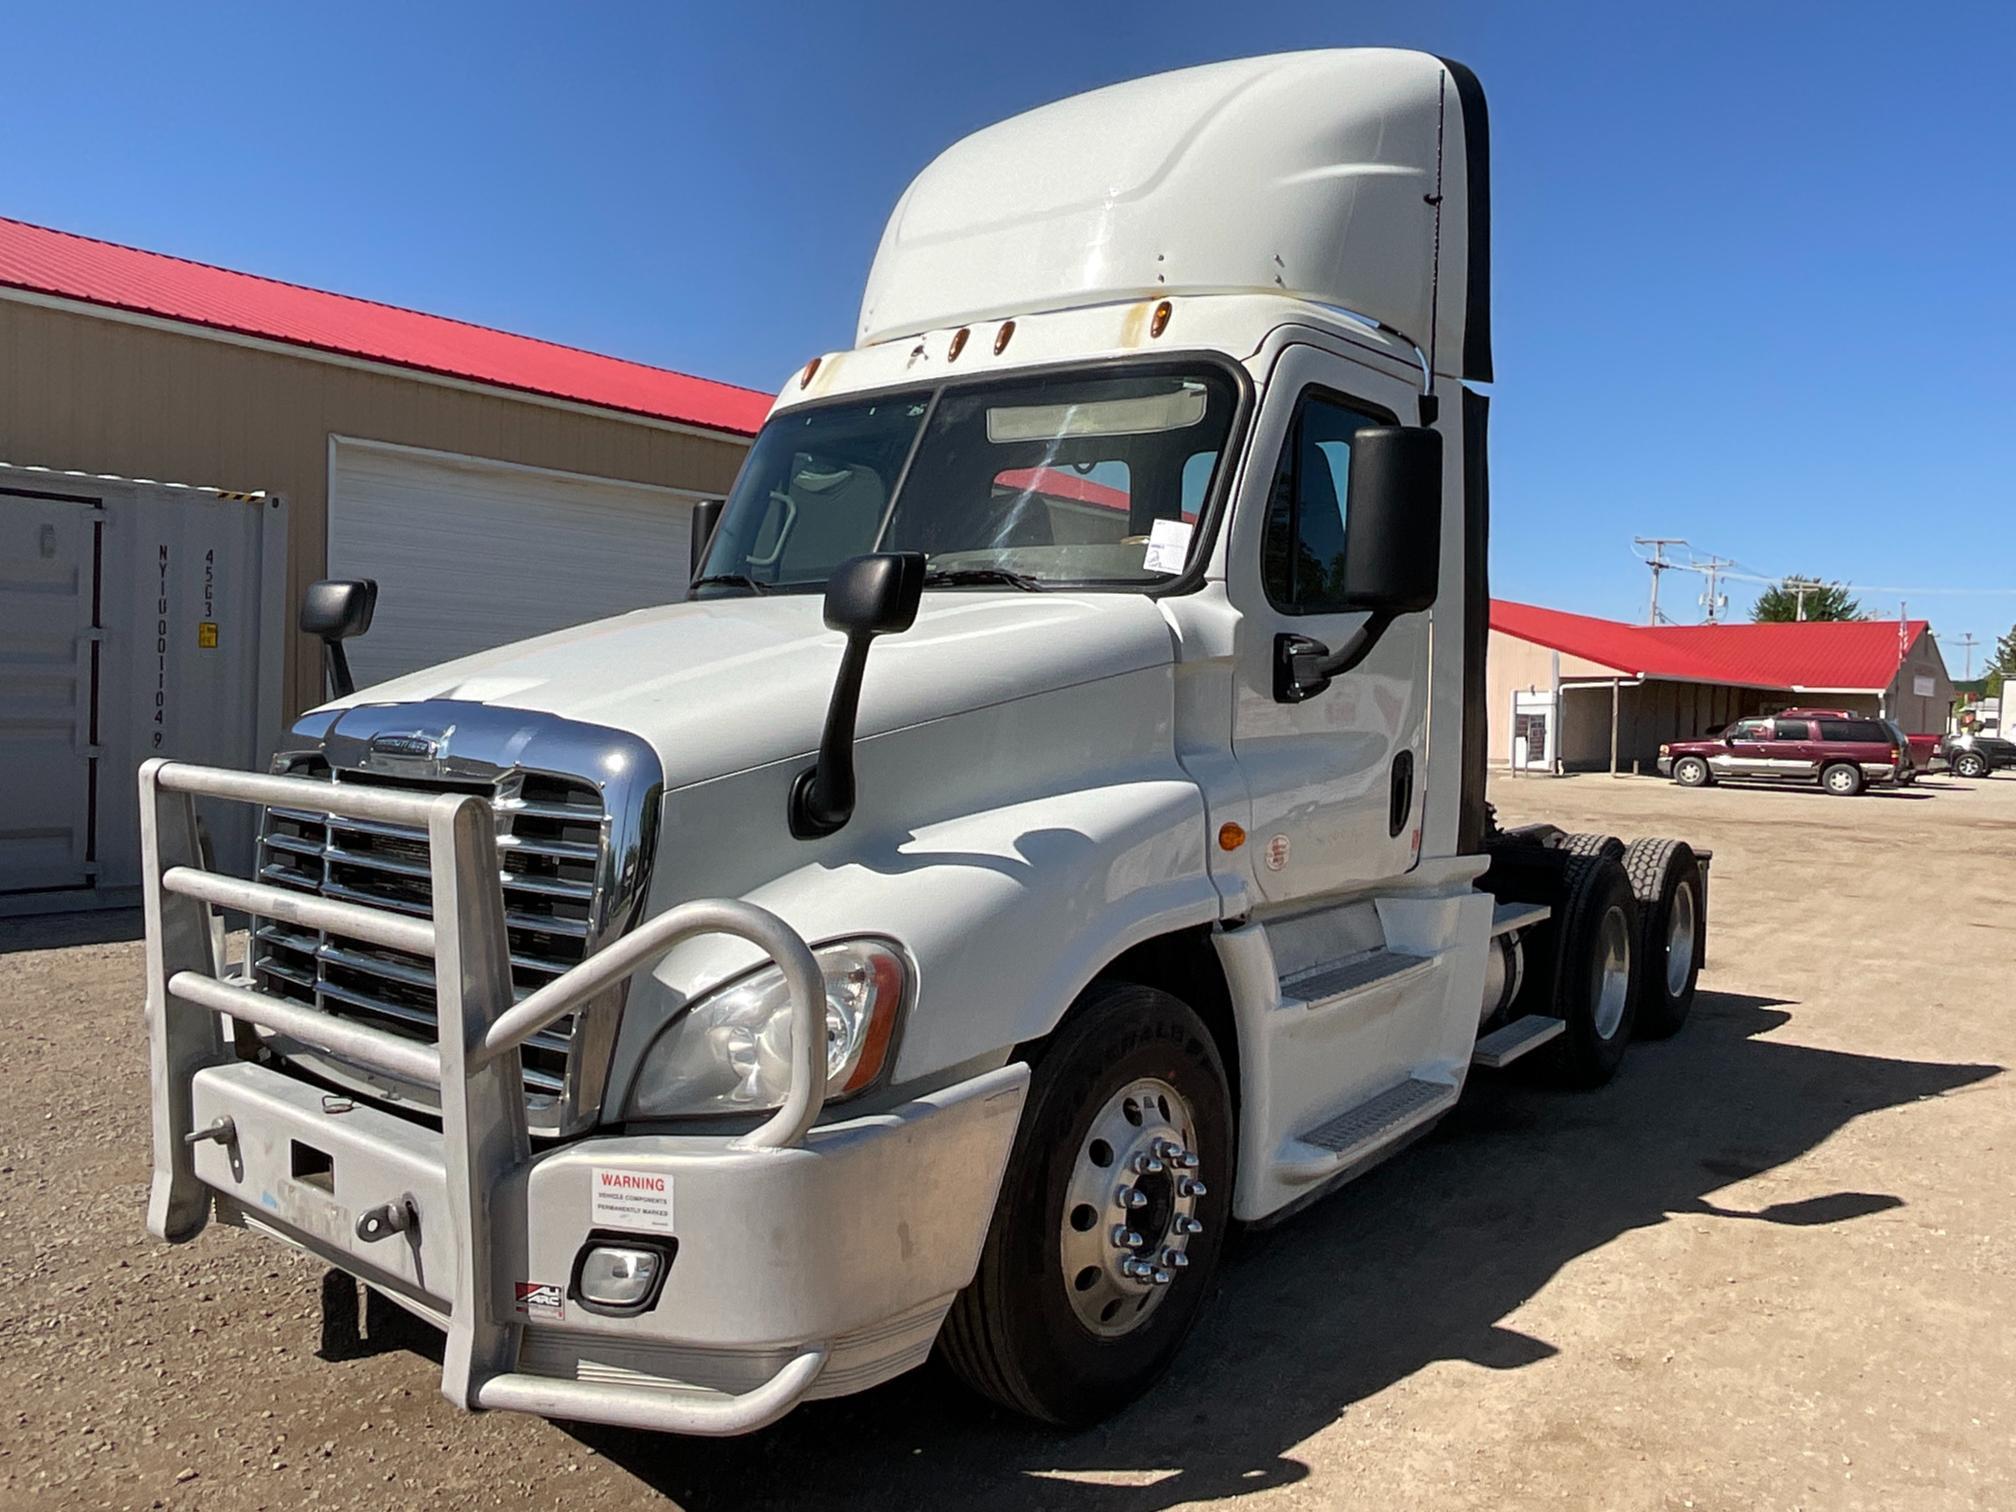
top-left (365, 727), bottom-right (454, 774)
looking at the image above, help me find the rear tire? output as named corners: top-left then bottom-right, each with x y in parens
top-left (1559, 831), bottom-right (1625, 862)
top-left (1821, 761), bottom-right (1865, 796)
top-left (1954, 751), bottom-right (1988, 779)
top-left (1543, 854), bottom-right (1640, 1087)
top-left (1623, 838), bottom-right (1703, 1039)
top-left (1673, 756), bottom-right (1711, 788)
top-left (938, 982), bottom-right (1233, 1425)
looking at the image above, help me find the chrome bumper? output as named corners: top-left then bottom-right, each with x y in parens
top-left (140, 759), bottom-right (1028, 1436)
top-left (1657, 757), bottom-right (1675, 777)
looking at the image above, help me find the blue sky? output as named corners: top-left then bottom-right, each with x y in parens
top-left (5, 2), bottom-right (2013, 658)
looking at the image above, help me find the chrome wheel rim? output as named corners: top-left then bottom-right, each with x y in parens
top-left (1826, 767), bottom-right (1856, 793)
top-left (1678, 759), bottom-right (1704, 784)
top-left (1059, 1076), bottom-right (1203, 1337)
top-left (1665, 879), bottom-right (1697, 998)
top-left (1592, 905), bottom-right (1631, 1040)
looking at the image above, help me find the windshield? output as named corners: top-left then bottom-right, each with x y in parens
top-left (697, 365), bottom-right (1240, 591)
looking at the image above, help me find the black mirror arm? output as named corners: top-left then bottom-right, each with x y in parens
top-left (789, 631), bottom-right (873, 838)
top-left (1274, 612), bottom-right (1395, 703)
top-left (323, 641), bottom-right (357, 700)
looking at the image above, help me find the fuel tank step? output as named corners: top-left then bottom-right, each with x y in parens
top-left (1471, 1013), bottom-right (1566, 1069)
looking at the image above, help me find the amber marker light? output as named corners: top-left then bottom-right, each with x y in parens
top-left (799, 356), bottom-right (822, 388)
top-left (948, 327), bottom-right (970, 361)
top-left (1150, 300), bottom-right (1173, 337)
top-left (994, 319), bottom-right (1016, 354)
top-left (1217, 822), bottom-right (1246, 851)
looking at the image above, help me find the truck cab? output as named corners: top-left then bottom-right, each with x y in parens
top-left (138, 48), bottom-right (1708, 1435)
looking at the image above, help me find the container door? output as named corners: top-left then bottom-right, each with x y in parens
top-left (0, 491), bottom-right (101, 894)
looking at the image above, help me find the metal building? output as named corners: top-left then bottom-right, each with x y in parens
top-left (0, 217), bottom-right (767, 911)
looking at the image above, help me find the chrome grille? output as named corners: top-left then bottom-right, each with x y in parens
top-left (251, 763), bottom-right (609, 1099)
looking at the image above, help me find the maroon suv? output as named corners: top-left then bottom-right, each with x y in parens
top-left (1659, 713), bottom-right (1901, 796)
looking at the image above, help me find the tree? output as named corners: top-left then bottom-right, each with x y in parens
top-left (1750, 576), bottom-right (1864, 623)
top-left (1987, 623), bottom-right (2016, 699)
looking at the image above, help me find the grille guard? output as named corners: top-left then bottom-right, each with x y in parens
top-left (140, 758), bottom-right (831, 1432)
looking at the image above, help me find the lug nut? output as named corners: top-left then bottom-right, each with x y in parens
top-left (1174, 1214), bottom-right (1204, 1235)
top-left (1121, 1258), bottom-right (1153, 1282)
top-left (1151, 1267), bottom-right (1173, 1286)
top-left (1179, 1150), bottom-right (1201, 1169)
top-left (1117, 1186), bottom-right (1149, 1210)
top-left (1161, 1248), bottom-right (1189, 1268)
top-left (1131, 1152), bottom-right (1165, 1175)
top-left (1112, 1225), bottom-right (1143, 1249)
top-left (1177, 1176), bottom-right (1207, 1198)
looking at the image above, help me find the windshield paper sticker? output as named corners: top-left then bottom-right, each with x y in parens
top-left (591, 1167), bottom-right (674, 1232)
top-left (1143, 517), bottom-right (1193, 574)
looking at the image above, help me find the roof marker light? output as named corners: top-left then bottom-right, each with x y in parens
top-left (948, 327), bottom-right (969, 362)
top-left (1150, 300), bottom-right (1173, 338)
top-left (993, 320), bottom-right (1015, 355)
top-left (799, 356), bottom-right (822, 389)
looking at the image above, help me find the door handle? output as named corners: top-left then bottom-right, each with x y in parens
top-left (1388, 750), bottom-right (1415, 838)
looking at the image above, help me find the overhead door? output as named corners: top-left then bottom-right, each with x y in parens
top-left (328, 440), bottom-right (700, 690)
top-left (0, 489), bottom-right (100, 894)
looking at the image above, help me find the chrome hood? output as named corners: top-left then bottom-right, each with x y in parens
top-left (319, 592), bottom-right (1180, 790)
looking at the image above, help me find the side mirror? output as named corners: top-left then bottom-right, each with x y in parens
top-left (300, 578), bottom-right (378, 699)
top-left (688, 497), bottom-right (725, 580)
top-left (1274, 426), bottom-right (1442, 702)
top-left (789, 552), bottom-right (926, 838)
top-left (1338, 425), bottom-right (1443, 613)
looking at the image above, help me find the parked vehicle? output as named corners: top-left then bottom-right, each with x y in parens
top-left (1944, 731), bottom-right (2016, 778)
top-left (137, 51), bottom-right (1711, 1437)
top-left (1776, 707), bottom-right (1937, 784)
top-left (1660, 713), bottom-right (1900, 795)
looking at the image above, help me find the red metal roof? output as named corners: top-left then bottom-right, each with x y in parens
top-left (0, 216), bottom-right (772, 436)
top-left (1492, 599), bottom-right (1929, 692)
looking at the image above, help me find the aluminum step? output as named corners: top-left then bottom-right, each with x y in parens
top-left (1490, 899), bottom-right (1551, 936)
top-left (1472, 1013), bottom-right (1566, 1069)
top-left (1283, 948), bottom-right (1434, 1009)
top-left (1276, 1076), bottom-right (1456, 1185)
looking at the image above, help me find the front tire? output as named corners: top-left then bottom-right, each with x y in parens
top-left (938, 982), bottom-right (1234, 1425)
top-left (1673, 756), bottom-right (1711, 788)
top-left (1821, 761), bottom-right (1865, 796)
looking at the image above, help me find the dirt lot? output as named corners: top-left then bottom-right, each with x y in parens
top-left (3, 770), bottom-right (2011, 1511)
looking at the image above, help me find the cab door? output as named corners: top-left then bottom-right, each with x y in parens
top-left (1768, 718), bottom-right (1821, 780)
top-left (1227, 345), bottom-right (1431, 903)
top-left (1717, 717), bottom-right (1772, 776)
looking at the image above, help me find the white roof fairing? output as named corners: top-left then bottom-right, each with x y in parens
top-left (857, 49), bottom-right (1488, 382)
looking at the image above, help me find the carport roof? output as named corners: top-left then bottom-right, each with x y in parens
top-left (0, 216), bottom-right (772, 436)
top-left (1492, 599), bottom-right (1929, 693)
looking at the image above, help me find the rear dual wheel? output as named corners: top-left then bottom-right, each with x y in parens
top-left (1544, 853), bottom-right (1641, 1087)
top-left (939, 982), bottom-right (1233, 1425)
top-left (1623, 838), bottom-right (1703, 1038)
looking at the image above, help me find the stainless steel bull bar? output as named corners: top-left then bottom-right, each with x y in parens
top-left (139, 758), bottom-right (831, 1434)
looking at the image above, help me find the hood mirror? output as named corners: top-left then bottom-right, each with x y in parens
top-left (790, 553), bottom-right (926, 838)
top-left (301, 578), bottom-right (378, 699)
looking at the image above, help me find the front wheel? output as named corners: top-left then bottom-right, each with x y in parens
top-left (1673, 756), bottom-right (1711, 788)
top-left (1821, 761), bottom-right (1865, 796)
top-left (938, 982), bottom-right (1234, 1425)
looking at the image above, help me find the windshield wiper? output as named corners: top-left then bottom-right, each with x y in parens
top-left (690, 573), bottom-right (772, 594)
top-left (920, 567), bottom-right (1046, 592)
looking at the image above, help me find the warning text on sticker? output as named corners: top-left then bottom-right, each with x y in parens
top-left (590, 1166), bottom-right (675, 1233)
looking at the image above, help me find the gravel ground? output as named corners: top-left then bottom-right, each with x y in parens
top-left (2, 770), bottom-right (2010, 1511)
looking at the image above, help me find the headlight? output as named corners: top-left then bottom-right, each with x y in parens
top-left (625, 939), bottom-right (907, 1118)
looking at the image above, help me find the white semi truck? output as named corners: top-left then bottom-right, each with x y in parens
top-left (140, 49), bottom-right (1709, 1435)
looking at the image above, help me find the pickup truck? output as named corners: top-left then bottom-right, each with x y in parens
top-left (138, 49), bottom-right (1710, 1436)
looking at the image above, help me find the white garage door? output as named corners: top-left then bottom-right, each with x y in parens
top-left (328, 439), bottom-right (701, 689)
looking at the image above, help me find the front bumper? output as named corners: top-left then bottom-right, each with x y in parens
top-left (190, 1057), bottom-right (1028, 1430)
top-left (137, 759), bottom-right (1030, 1437)
top-left (1657, 756), bottom-right (1675, 777)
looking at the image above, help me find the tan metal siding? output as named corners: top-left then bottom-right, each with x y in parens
top-left (0, 298), bottom-right (750, 720)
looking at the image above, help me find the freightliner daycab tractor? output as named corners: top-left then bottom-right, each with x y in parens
top-left (140, 49), bottom-right (1709, 1434)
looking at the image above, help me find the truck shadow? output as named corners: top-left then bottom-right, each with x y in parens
top-left (544, 989), bottom-right (1995, 1509)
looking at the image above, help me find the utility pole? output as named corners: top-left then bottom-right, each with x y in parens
top-left (1697, 556), bottom-right (1731, 623)
top-left (1953, 631), bottom-right (1981, 680)
top-left (1784, 575), bottom-right (1818, 621)
top-left (1634, 537), bottom-right (1687, 625)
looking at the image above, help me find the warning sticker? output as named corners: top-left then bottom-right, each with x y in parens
top-left (514, 1281), bottom-right (565, 1321)
top-left (591, 1167), bottom-right (674, 1233)
top-left (1264, 833), bottom-right (1292, 872)
top-left (197, 621), bottom-right (219, 649)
